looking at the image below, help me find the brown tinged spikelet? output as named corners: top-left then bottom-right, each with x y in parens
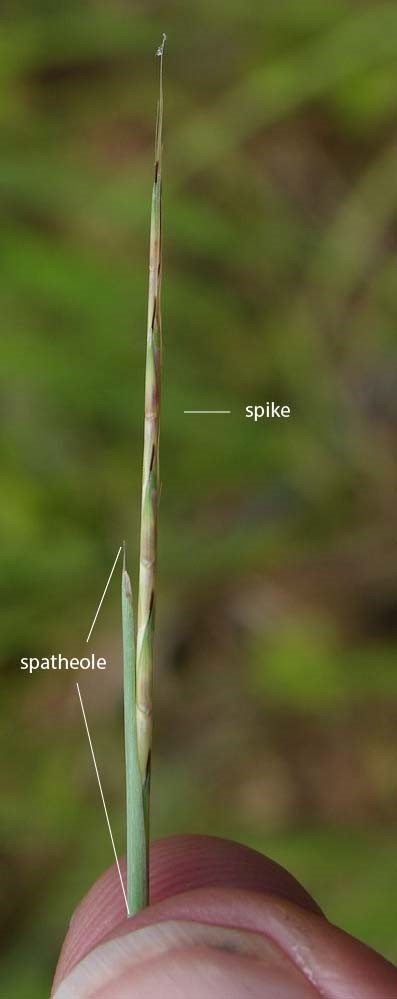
top-left (136, 33), bottom-right (166, 841)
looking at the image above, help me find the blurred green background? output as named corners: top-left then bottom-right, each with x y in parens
top-left (1, 2), bottom-right (397, 994)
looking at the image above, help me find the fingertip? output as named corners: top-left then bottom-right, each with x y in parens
top-left (52, 916), bottom-right (319, 999)
top-left (52, 833), bottom-right (320, 991)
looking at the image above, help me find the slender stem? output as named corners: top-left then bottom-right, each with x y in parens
top-left (122, 545), bottom-right (147, 914)
top-left (136, 37), bottom-right (165, 843)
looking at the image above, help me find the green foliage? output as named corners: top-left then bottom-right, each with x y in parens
top-left (252, 618), bottom-right (397, 712)
top-left (252, 617), bottom-right (345, 712)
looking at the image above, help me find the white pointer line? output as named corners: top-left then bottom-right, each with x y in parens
top-left (184, 410), bottom-right (231, 414)
top-left (76, 683), bottom-right (129, 915)
top-left (86, 545), bottom-right (122, 643)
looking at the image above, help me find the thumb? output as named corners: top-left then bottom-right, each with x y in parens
top-left (53, 912), bottom-right (318, 998)
top-left (52, 834), bottom-right (397, 998)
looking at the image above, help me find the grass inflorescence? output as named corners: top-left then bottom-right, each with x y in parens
top-left (123, 34), bottom-right (165, 916)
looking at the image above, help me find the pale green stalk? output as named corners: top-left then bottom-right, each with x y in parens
top-left (136, 36), bottom-right (165, 842)
top-left (122, 546), bottom-right (147, 914)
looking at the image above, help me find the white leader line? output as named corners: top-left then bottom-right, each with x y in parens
top-left (76, 683), bottom-right (129, 915)
top-left (183, 410), bottom-right (231, 414)
top-left (86, 545), bottom-right (122, 643)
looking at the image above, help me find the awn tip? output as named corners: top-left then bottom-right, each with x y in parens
top-left (156, 33), bottom-right (167, 58)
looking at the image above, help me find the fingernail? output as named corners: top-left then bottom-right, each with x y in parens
top-left (53, 919), bottom-right (318, 998)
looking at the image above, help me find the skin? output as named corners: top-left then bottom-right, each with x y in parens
top-left (52, 834), bottom-right (397, 998)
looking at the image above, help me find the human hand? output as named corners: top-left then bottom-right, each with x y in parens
top-left (52, 834), bottom-right (397, 997)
